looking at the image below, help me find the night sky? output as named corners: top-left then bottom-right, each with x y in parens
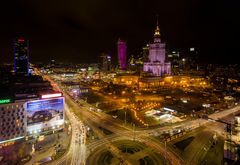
top-left (0, 0), bottom-right (239, 64)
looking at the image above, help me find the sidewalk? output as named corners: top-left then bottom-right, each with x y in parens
top-left (26, 131), bottom-right (70, 165)
top-left (0, 129), bottom-right (70, 165)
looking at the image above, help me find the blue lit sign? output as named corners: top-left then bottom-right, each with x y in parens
top-left (26, 97), bottom-right (64, 125)
top-left (27, 97), bottom-right (64, 111)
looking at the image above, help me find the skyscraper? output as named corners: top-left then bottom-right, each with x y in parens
top-left (100, 53), bottom-right (111, 72)
top-left (143, 20), bottom-right (171, 76)
top-left (117, 38), bottom-right (127, 70)
top-left (14, 37), bottom-right (29, 76)
top-left (142, 44), bottom-right (149, 62)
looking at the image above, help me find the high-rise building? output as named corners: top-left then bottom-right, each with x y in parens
top-left (14, 37), bottom-right (29, 76)
top-left (143, 20), bottom-right (171, 76)
top-left (189, 47), bottom-right (199, 69)
top-left (168, 51), bottom-right (180, 68)
top-left (117, 38), bottom-right (127, 70)
top-left (100, 53), bottom-right (111, 71)
top-left (142, 44), bottom-right (149, 62)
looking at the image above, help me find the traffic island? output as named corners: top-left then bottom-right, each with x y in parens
top-left (87, 140), bottom-right (166, 165)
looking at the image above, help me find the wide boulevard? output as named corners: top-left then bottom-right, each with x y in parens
top-left (41, 72), bottom-right (240, 165)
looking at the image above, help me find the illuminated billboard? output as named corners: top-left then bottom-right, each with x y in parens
top-left (26, 97), bottom-right (64, 134)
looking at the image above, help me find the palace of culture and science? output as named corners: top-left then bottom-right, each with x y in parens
top-left (143, 22), bottom-right (171, 76)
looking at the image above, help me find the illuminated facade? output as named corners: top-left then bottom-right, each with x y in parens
top-left (139, 77), bottom-right (163, 90)
top-left (14, 37), bottom-right (29, 76)
top-left (117, 38), bottom-right (127, 70)
top-left (113, 74), bottom-right (139, 86)
top-left (26, 95), bottom-right (64, 134)
top-left (0, 93), bottom-right (64, 143)
top-left (143, 22), bottom-right (171, 76)
top-left (0, 101), bottom-right (26, 142)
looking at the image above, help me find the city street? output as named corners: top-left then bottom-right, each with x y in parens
top-left (44, 73), bottom-right (240, 165)
top-left (0, 3), bottom-right (238, 165)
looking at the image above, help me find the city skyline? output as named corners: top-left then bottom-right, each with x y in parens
top-left (1, 1), bottom-right (240, 163)
top-left (0, 0), bottom-right (239, 64)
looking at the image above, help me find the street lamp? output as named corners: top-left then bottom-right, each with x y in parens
top-left (124, 111), bottom-right (127, 125)
top-left (164, 140), bottom-right (167, 165)
top-left (133, 123), bottom-right (135, 141)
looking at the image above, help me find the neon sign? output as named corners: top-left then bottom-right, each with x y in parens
top-left (18, 39), bottom-right (25, 42)
top-left (0, 99), bottom-right (11, 104)
top-left (41, 93), bottom-right (62, 99)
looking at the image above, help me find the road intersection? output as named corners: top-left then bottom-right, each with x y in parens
top-left (42, 72), bottom-right (240, 165)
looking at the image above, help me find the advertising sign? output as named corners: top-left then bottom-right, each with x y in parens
top-left (26, 97), bottom-right (64, 133)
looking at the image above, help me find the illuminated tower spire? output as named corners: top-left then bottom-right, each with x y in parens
top-left (154, 15), bottom-right (160, 36)
top-left (154, 15), bottom-right (161, 43)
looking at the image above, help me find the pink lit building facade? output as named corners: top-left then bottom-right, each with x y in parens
top-left (117, 38), bottom-right (127, 70)
top-left (143, 24), bottom-right (171, 76)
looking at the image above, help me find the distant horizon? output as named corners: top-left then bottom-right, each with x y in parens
top-left (1, 58), bottom-right (240, 66)
top-left (0, 0), bottom-right (239, 64)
